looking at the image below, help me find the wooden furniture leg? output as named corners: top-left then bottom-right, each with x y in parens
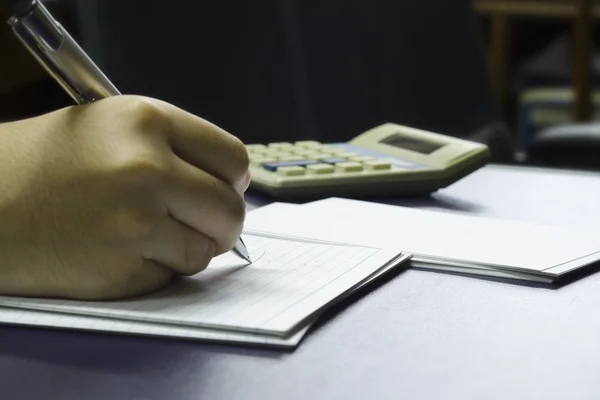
top-left (573, 0), bottom-right (593, 121)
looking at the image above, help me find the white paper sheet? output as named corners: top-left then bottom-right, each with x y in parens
top-left (244, 198), bottom-right (600, 281)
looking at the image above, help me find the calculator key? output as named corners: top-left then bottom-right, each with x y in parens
top-left (246, 144), bottom-right (268, 153)
top-left (320, 157), bottom-right (349, 164)
top-left (306, 163), bottom-right (335, 174)
top-left (293, 149), bottom-right (318, 157)
top-left (332, 151), bottom-right (359, 158)
top-left (278, 155), bottom-right (307, 162)
top-left (335, 162), bottom-right (364, 172)
top-left (263, 160), bottom-right (320, 172)
top-left (276, 166), bottom-right (306, 176)
top-left (364, 160), bottom-right (392, 170)
top-left (317, 145), bottom-right (336, 154)
top-left (349, 156), bottom-right (374, 163)
top-left (303, 152), bottom-right (332, 161)
top-left (268, 142), bottom-right (294, 149)
top-left (266, 151), bottom-right (294, 159)
top-left (294, 140), bottom-right (321, 148)
top-left (250, 156), bottom-right (278, 166)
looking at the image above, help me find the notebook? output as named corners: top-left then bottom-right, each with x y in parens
top-left (0, 232), bottom-right (410, 348)
top-left (244, 198), bottom-right (600, 283)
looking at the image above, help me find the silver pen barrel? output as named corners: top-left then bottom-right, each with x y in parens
top-left (7, 0), bottom-right (120, 104)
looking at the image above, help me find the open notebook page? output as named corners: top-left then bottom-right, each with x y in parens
top-left (0, 234), bottom-right (405, 336)
top-left (0, 252), bottom-right (411, 348)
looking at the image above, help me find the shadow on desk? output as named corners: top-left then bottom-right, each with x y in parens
top-left (246, 190), bottom-right (488, 215)
top-left (0, 320), bottom-right (287, 372)
top-left (293, 252), bottom-right (600, 346)
top-left (296, 263), bottom-right (412, 345)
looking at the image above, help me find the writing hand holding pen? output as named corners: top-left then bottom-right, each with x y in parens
top-left (0, 0), bottom-right (251, 300)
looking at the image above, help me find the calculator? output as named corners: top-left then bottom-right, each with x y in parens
top-left (245, 123), bottom-right (491, 199)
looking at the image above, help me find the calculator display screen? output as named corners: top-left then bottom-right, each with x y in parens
top-left (380, 134), bottom-right (445, 155)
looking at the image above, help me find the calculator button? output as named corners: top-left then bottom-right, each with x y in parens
top-left (277, 166), bottom-right (306, 176)
top-left (364, 160), bottom-right (392, 170)
top-left (335, 162), bottom-right (364, 172)
top-left (293, 149), bottom-right (318, 157)
top-left (294, 140), bottom-right (321, 148)
top-left (349, 156), bottom-right (374, 163)
top-left (267, 151), bottom-right (294, 159)
top-left (263, 160), bottom-right (320, 172)
top-left (250, 156), bottom-right (278, 166)
top-left (278, 155), bottom-right (307, 162)
top-left (268, 142), bottom-right (294, 149)
top-left (246, 144), bottom-right (268, 153)
top-left (317, 146), bottom-right (336, 154)
top-left (320, 157), bottom-right (349, 164)
top-left (333, 151), bottom-right (359, 158)
top-left (302, 152), bottom-right (331, 161)
top-left (306, 163), bottom-right (335, 174)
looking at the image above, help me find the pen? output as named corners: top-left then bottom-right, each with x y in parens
top-left (7, 0), bottom-right (252, 263)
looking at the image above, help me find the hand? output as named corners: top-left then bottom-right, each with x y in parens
top-left (0, 95), bottom-right (250, 300)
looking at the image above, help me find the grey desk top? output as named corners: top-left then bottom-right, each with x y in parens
top-left (3, 164), bottom-right (600, 400)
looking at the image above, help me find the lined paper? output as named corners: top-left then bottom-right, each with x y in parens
top-left (0, 234), bottom-right (405, 336)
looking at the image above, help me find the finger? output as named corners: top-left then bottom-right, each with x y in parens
top-left (66, 259), bottom-right (173, 300)
top-left (115, 259), bottom-right (174, 298)
top-left (141, 217), bottom-right (216, 276)
top-left (146, 98), bottom-right (250, 193)
top-left (163, 155), bottom-right (246, 255)
top-left (242, 169), bottom-right (252, 193)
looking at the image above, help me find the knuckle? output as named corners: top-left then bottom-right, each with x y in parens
top-left (105, 172), bottom-right (167, 242)
top-left (128, 96), bottom-right (170, 133)
top-left (118, 156), bottom-right (168, 186)
top-left (227, 191), bottom-right (247, 226)
top-left (105, 146), bottom-right (170, 190)
top-left (229, 138), bottom-right (250, 180)
top-left (221, 192), bottom-right (246, 248)
top-left (114, 205), bottom-right (161, 241)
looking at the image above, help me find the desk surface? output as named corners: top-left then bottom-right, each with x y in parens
top-left (3, 164), bottom-right (600, 400)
